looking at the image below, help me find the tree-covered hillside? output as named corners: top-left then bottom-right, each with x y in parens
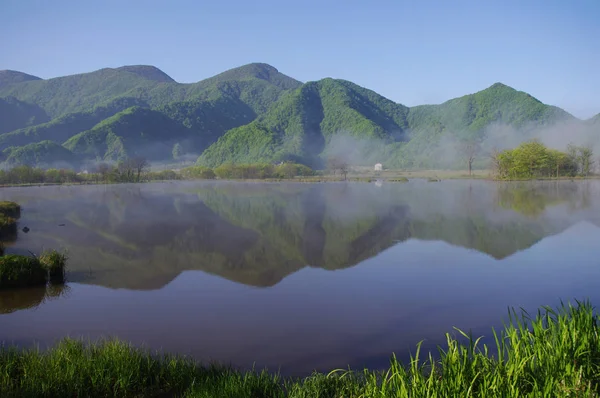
top-left (2, 140), bottom-right (78, 167)
top-left (0, 97), bottom-right (148, 151)
top-left (198, 78), bottom-right (410, 167)
top-left (0, 70), bottom-right (42, 88)
top-left (392, 83), bottom-right (577, 168)
top-left (0, 97), bottom-right (49, 134)
top-left (63, 106), bottom-right (191, 161)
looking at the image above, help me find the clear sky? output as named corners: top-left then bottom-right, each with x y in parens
top-left (2, 0), bottom-right (599, 118)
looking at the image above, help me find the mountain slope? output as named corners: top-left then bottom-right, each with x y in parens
top-left (63, 106), bottom-right (191, 161)
top-left (0, 63), bottom-right (301, 119)
top-left (0, 97), bottom-right (50, 134)
top-left (0, 97), bottom-right (148, 151)
top-left (0, 70), bottom-right (42, 88)
top-left (198, 78), bottom-right (410, 167)
top-left (388, 83), bottom-right (577, 168)
top-left (115, 65), bottom-right (175, 83)
top-left (2, 140), bottom-right (78, 167)
top-left (0, 67), bottom-right (160, 117)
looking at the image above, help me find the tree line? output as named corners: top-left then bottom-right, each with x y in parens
top-left (0, 159), bottom-right (316, 185)
top-left (491, 140), bottom-right (596, 179)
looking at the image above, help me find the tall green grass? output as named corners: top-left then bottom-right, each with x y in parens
top-left (1, 301), bottom-right (599, 397)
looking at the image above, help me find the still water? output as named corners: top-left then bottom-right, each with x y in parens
top-left (1, 180), bottom-right (599, 375)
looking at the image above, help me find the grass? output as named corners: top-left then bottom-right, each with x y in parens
top-left (0, 255), bottom-right (46, 289)
top-left (0, 201), bottom-right (21, 218)
top-left (0, 250), bottom-right (68, 289)
top-left (0, 201), bottom-right (20, 239)
top-left (39, 249), bottom-right (68, 284)
top-left (0, 301), bottom-right (599, 397)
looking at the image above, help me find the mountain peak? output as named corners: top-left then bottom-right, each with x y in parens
top-left (199, 62), bottom-right (302, 90)
top-left (0, 70), bottom-right (42, 88)
top-left (487, 82), bottom-right (515, 91)
top-left (114, 65), bottom-right (175, 83)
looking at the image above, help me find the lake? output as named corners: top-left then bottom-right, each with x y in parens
top-left (1, 179), bottom-right (600, 376)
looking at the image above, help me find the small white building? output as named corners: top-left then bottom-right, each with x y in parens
top-left (374, 163), bottom-right (383, 171)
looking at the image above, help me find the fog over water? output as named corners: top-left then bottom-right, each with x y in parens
top-left (1, 180), bottom-right (600, 375)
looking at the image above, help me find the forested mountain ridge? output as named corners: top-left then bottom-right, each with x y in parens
top-left (0, 62), bottom-right (596, 169)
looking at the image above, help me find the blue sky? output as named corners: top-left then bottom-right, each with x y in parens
top-left (2, 0), bottom-right (599, 118)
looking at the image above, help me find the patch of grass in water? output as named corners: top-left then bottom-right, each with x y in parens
top-left (1, 301), bottom-right (599, 397)
top-left (0, 255), bottom-right (46, 289)
top-left (388, 177), bottom-right (409, 182)
top-left (39, 249), bottom-right (68, 284)
top-left (0, 201), bottom-right (20, 218)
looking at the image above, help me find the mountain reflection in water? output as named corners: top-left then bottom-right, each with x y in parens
top-left (1, 180), bottom-right (599, 375)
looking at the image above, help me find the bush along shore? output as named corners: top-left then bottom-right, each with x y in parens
top-left (1, 301), bottom-right (598, 397)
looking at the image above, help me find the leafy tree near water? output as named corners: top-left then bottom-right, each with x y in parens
top-left (493, 140), bottom-right (593, 179)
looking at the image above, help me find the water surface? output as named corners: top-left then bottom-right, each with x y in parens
top-left (1, 180), bottom-right (599, 375)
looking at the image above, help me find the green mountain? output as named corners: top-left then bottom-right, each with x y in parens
top-left (115, 65), bottom-right (175, 83)
top-left (2, 140), bottom-right (78, 167)
top-left (63, 106), bottom-right (193, 161)
top-left (0, 70), bottom-right (42, 88)
top-left (199, 80), bottom-right (575, 168)
top-left (0, 97), bottom-right (148, 151)
top-left (198, 78), bottom-right (410, 167)
top-left (0, 97), bottom-right (49, 134)
top-left (0, 62), bottom-right (596, 169)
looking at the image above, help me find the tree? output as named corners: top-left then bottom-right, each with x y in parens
top-left (130, 156), bottom-right (150, 182)
top-left (96, 163), bottom-right (111, 183)
top-left (327, 156), bottom-right (349, 180)
top-left (172, 143), bottom-right (183, 161)
top-left (458, 140), bottom-right (480, 176)
top-left (327, 156), bottom-right (341, 176)
top-left (579, 145), bottom-right (594, 177)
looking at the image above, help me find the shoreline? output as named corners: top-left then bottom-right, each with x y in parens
top-left (0, 301), bottom-right (597, 397)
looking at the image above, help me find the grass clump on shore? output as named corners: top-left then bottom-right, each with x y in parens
top-left (1, 301), bottom-right (599, 397)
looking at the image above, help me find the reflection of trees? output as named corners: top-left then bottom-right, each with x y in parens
top-left (6, 181), bottom-right (598, 290)
top-left (0, 284), bottom-right (70, 314)
top-left (495, 182), bottom-right (590, 218)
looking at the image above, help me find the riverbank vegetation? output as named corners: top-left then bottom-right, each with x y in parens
top-left (492, 140), bottom-right (596, 180)
top-left (0, 301), bottom-right (598, 397)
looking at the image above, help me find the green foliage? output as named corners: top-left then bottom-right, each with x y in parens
top-left (212, 163), bottom-right (314, 179)
top-left (1, 302), bottom-right (599, 396)
top-left (0, 97), bottom-right (49, 134)
top-left (0, 165), bottom-right (80, 185)
top-left (494, 140), bottom-right (586, 179)
top-left (179, 165), bottom-right (216, 179)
